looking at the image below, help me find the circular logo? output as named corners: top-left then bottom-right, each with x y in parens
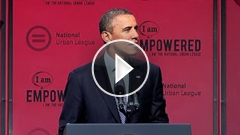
top-left (235, 0), bottom-right (240, 7)
top-left (32, 71), bottom-right (53, 89)
top-left (92, 39), bottom-right (149, 97)
top-left (28, 128), bottom-right (50, 135)
top-left (139, 21), bottom-right (159, 38)
top-left (26, 26), bottom-right (51, 51)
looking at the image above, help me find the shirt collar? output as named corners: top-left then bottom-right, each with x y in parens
top-left (104, 51), bottom-right (115, 72)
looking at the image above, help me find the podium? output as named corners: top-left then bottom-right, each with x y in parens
top-left (63, 123), bottom-right (191, 135)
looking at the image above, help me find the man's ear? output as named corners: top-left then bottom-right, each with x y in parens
top-left (101, 31), bottom-right (112, 43)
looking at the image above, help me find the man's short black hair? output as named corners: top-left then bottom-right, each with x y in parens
top-left (99, 8), bottom-right (132, 34)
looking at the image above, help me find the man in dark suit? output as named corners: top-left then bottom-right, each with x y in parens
top-left (58, 8), bottom-right (169, 135)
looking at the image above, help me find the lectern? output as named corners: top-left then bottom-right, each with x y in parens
top-left (64, 123), bottom-right (191, 135)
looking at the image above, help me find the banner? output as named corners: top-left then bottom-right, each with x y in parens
top-left (12, 0), bottom-right (214, 135)
top-left (226, 0), bottom-right (240, 135)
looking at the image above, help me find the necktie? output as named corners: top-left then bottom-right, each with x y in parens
top-left (115, 79), bottom-right (126, 124)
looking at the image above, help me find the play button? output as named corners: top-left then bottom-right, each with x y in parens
top-left (92, 39), bottom-right (149, 97)
top-left (115, 54), bottom-right (133, 83)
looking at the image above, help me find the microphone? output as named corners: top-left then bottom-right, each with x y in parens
top-left (133, 93), bottom-right (140, 111)
top-left (124, 93), bottom-right (140, 122)
top-left (115, 85), bottom-right (125, 112)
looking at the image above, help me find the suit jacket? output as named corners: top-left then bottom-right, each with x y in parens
top-left (58, 56), bottom-right (169, 135)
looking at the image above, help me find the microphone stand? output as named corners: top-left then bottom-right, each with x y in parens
top-left (125, 93), bottom-right (140, 123)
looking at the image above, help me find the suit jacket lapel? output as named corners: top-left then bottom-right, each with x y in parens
top-left (94, 56), bottom-right (121, 123)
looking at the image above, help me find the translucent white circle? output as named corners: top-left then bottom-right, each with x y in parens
top-left (92, 39), bottom-right (149, 97)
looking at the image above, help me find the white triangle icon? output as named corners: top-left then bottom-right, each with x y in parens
top-left (115, 54), bottom-right (134, 84)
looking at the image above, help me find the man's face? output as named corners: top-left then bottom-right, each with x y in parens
top-left (107, 14), bottom-right (139, 57)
